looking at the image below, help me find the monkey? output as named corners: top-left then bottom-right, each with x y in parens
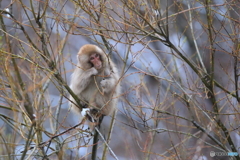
top-left (69, 44), bottom-right (120, 121)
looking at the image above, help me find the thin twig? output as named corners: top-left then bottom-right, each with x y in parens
top-left (95, 127), bottom-right (119, 160)
top-left (102, 110), bottom-right (117, 160)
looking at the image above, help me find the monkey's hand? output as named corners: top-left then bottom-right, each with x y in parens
top-left (100, 79), bottom-right (114, 93)
top-left (88, 67), bottom-right (98, 76)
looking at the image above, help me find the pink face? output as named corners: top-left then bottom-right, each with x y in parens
top-left (90, 53), bottom-right (102, 70)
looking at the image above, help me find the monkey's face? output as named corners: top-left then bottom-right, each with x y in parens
top-left (89, 53), bottom-right (102, 70)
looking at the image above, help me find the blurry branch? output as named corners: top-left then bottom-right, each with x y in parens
top-left (5, 10), bottom-right (81, 117)
top-left (91, 125), bottom-right (99, 160)
top-left (0, 104), bottom-right (20, 112)
top-left (155, 90), bottom-right (230, 154)
top-left (187, 2), bottom-right (207, 73)
top-left (159, 27), bottom-right (237, 99)
top-left (145, 127), bottom-right (226, 152)
top-left (0, 7), bottom-right (83, 111)
top-left (20, 123), bottom-right (35, 160)
top-left (39, 118), bottom-right (87, 147)
top-left (144, 86), bottom-right (162, 160)
top-left (156, 109), bottom-right (227, 151)
top-left (233, 41), bottom-right (240, 102)
top-left (120, 1), bottom-right (237, 100)
top-left (191, 120), bottom-right (227, 151)
top-left (0, 113), bottom-right (28, 134)
top-left (73, 0), bottom-right (112, 50)
top-left (1, 3), bottom-right (86, 158)
top-left (20, 117), bottom-right (88, 158)
top-left (205, 0), bottom-right (216, 104)
top-left (119, 1), bottom-right (239, 155)
top-left (53, 91), bottom-right (64, 159)
top-left (95, 126), bottom-right (119, 160)
top-left (0, 11), bottom-right (35, 122)
top-left (102, 110), bottom-right (117, 160)
top-left (0, 9), bottom-right (41, 53)
top-left (205, 1), bottom-right (238, 156)
top-left (30, 0), bottom-right (48, 21)
top-left (0, 133), bottom-right (11, 159)
top-left (156, 2), bottom-right (234, 23)
top-left (146, 46), bottom-right (212, 122)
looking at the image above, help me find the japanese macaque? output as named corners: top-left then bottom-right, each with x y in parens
top-left (69, 44), bottom-right (120, 119)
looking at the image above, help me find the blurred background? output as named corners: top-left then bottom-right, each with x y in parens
top-left (0, 0), bottom-right (239, 159)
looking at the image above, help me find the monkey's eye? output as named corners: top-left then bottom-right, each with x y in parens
top-left (90, 57), bottom-right (94, 60)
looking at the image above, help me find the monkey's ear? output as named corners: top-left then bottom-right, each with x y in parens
top-left (77, 54), bottom-right (83, 63)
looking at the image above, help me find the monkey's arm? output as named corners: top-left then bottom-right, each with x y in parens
top-left (69, 67), bottom-right (98, 108)
top-left (70, 67), bottom-right (98, 95)
top-left (100, 67), bottom-right (119, 94)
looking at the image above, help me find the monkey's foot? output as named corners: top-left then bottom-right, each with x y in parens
top-left (81, 108), bottom-right (90, 117)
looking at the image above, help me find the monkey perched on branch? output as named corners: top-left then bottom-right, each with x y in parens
top-left (69, 44), bottom-right (120, 124)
